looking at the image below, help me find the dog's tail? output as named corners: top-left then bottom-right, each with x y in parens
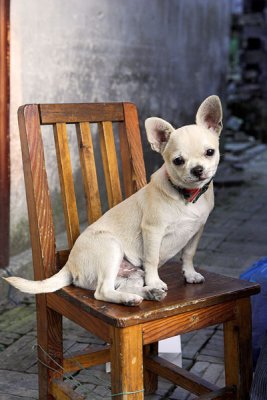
top-left (3, 264), bottom-right (73, 294)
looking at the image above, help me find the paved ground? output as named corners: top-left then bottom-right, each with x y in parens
top-left (0, 152), bottom-right (266, 399)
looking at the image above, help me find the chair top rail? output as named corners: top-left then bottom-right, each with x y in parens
top-left (38, 102), bottom-right (125, 124)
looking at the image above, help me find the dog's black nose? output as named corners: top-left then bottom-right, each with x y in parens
top-left (191, 165), bottom-right (204, 178)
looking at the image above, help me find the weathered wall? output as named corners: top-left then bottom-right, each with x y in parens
top-left (10, 0), bottom-right (231, 255)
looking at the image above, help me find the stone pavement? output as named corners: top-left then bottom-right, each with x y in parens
top-left (0, 152), bottom-right (267, 399)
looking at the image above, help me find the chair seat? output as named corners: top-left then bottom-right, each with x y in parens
top-left (50, 262), bottom-right (260, 328)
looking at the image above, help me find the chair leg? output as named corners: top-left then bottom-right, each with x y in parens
top-left (143, 342), bottom-right (158, 394)
top-left (36, 295), bottom-right (63, 400)
top-left (224, 297), bottom-right (253, 400)
top-left (110, 325), bottom-right (144, 399)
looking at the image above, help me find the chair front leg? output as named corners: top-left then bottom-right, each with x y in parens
top-left (224, 297), bottom-right (253, 400)
top-left (110, 325), bottom-right (144, 399)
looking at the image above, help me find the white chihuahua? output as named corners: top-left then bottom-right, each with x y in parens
top-left (5, 95), bottom-right (222, 306)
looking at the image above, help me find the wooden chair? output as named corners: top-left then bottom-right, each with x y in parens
top-left (18, 102), bottom-right (260, 400)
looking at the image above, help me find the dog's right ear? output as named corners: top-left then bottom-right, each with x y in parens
top-left (145, 117), bottom-right (175, 153)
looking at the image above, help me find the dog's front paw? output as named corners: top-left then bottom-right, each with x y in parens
top-left (184, 271), bottom-right (205, 284)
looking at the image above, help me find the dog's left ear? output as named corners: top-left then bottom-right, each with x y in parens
top-left (145, 117), bottom-right (175, 153)
top-left (196, 95), bottom-right (223, 135)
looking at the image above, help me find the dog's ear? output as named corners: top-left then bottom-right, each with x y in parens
top-left (196, 95), bottom-right (223, 135)
top-left (145, 117), bottom-right (175, 153)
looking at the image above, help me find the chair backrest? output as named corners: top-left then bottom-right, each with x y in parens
top-left (18, 102), bottom-right (147, 280)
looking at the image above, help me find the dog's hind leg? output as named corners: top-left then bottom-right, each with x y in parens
top-left (93, 236), bottom-right (143, 306)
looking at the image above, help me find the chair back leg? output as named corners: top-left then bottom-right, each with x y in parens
top-left (36, 296), bottom-right (63, 400)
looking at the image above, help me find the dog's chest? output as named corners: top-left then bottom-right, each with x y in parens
top-left (159, 199), bottom-right (210, 264)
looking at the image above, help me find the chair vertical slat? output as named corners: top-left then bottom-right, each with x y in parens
top-left (122, 103), bottom-right (147, 191)
top-left (118, 122), bottom-right (135, 198)
top-left (53, 123), bottom-right (80, 247)
top-left (76, 122), bottom-right (102, 223)
top-left (18, 105), bottom-right (57, 279)
top-left (98, 121), bottom-right (122, 208)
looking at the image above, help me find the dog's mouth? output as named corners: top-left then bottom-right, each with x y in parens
top-left (185, 175), bottom-right (211, 187)
top-left (187, 167), bottom-right (217, 186)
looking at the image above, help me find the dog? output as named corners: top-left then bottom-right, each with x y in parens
top-left (4, 95), bottom-right (223, 306)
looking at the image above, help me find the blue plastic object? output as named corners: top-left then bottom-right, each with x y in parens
top-left (250, 331), bottom-right (267, 400)
top-left (240, 257), bottom-right (267, 368)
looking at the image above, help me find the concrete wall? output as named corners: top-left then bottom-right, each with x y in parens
top-left (10, 0), bottom-right (231, 255)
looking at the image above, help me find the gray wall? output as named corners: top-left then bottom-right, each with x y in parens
top-left (10, 0), bottom-right (231, 255)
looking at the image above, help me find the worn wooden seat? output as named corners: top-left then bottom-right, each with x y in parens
top-left (18, 102), bottom-right (260, 400)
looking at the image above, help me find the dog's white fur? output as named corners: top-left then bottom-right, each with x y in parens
top-left (4, 96), bottom-right (223, 306)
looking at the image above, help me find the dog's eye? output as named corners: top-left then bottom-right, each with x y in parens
top-left (173, 157), bottom-right (185, 166)
top-left (206, 149), bottom-right (215, 157)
